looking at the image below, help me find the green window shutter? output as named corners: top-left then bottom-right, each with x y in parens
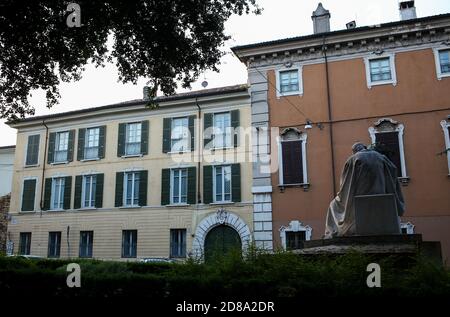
top-left (47, 132), bottom-right (56, 164)
top-left (189, 115), bottom-right (195, 152)
top-left (187, 167), bottom-right (197, 204)
top-left (98, 125), bottom-right (106, 159)
top-left (203, 165), bottom-right (213, 204)
top-left (231, 110), bottom-right (240, 147)
top-left (95, 173), bottom-right (104, 208)
top-left (67, 130), bottom-right (75, 162)
top-left (115, 172), bottom-right (124, 207)
top-left (26, 135), bottom-right (40, 166)
top-left (77, 128), bottom-right (86, 161)
top-left (203, 113), bottom-right (213, 149)
top-left (139, 170), bottom-right (148, 206)
top-left (63, 176), bottom-right (72, 209)
top-left (74, 175), bottom-right (82, 209)
top-left (117, 123), bottom-right (126, 157)
top-left (161, 168), bottom-right (170, 205)
top-left (43, 178), bottom-right (52, 210)
top-left (162, 118), bottom-right (171, 153)
top-left (21, 179), bottom-right (36, 211)
top-left (231, 163), bottom-right (241, 202)
top-left (141, 120), bottom-right (149, 155)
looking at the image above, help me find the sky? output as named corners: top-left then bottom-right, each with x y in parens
top-left (1, 0), bottom-right (449, 146)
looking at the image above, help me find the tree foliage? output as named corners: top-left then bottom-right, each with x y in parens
top-left (0, 0), bottom-right (260, 120)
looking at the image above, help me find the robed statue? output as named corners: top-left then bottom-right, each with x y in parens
top-left (324, 143), bottom-right (405, 238)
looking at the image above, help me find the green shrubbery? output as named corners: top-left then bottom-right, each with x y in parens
top-left (0, 249), bottom-right (449, 298)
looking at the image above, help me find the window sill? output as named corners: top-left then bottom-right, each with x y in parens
top-left (437, 72), bottom-right (450, 80)
top-left (47, 209), bottom-right (66, 212)
top-left (210, 201), bottom-right (234, 205)
top-left (278, 183), bottom-right (310, 192)
top-left (276, 90), bottom-right (303, 99)
top-left (165, 203), bottom-right (190, 208)
top-left (210, 146), bottom-right (235, 152)
top-left (80, 158), bottom-right (100, 162)
top-left (121, 154), bottom-right (143, 158)
top-left (24, 164), bottom-right (40, 168)
top-left (78, 207), bottom-right (97, 211)
top-left (367, 80), bottom-right (396, 88)
top-left (50, 161), bottom-right (69, 165)
top-left (167, 150), bottom-right (192, 154)
top-left (119, 206), bottom-right (142, 209)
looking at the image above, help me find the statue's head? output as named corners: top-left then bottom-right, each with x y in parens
top-left (352, 142), bottom-right (367, 154)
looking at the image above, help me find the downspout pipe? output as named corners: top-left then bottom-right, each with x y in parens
top-left (40, 120), bottom-right (49, 216)
top-left (195, 97), bottom-right (202, 204)
top-left (323, 36), bottom-right (337, 197)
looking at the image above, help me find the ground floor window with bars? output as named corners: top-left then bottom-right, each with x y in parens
top-left (48, 232), bottom-right (61, 258)
top-left (19, 232), bottom-right (31, 255)
top-left (170, 229), bottom-right (186, 258)
top-left (285, 231), bottom-right (306, 250)
top-left (122, 230), bottom-right (137, 258)
top-left (79, 231), bottom-right (93, 258)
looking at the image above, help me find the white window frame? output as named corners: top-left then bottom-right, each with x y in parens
top-left (170, 168), bottom-right (188, 205)
top-left (20, 176), bottom-right (38, 213)
top-left (277, 129), bottom-right (308, 187)
top-left (84, 127), bottom-right (100, 160)
top-left (400, 222), bottom-right (415, 235)
top-left (125, 122), bottom-right (142, 156)
top-left (364, 53), bottom-right (397, 88)
top-left (212, 112), bottom-right (233, 149)
top-left (50, 177), bottom-right (65, 210)
top-left (433, 46), bottom-right (450, 80)
top-left (81, 174), bottom-right (96, 209)
top-left (24, 133), bottom-right (41, 167)
top-left (275, 65), bottom-right (303, 98)
top-left (279, 220), bottom-right (312, 250)
top-left (440, 120), bottom-right (450, 175)
top-left (54, 131), bottom-right (69, 163)
top-left (170, 117), bottom-right (190, 153)
top-left (213, 165), bottom-right (232, 203)
top-left (369, 118), bottom-right (408, 182)
top-left (123, 172), bottom-right (140, 207)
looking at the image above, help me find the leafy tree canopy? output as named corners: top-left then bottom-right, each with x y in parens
top-left (0, 0), bottom-right (261, 121)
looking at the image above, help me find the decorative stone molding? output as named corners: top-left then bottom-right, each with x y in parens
top-left (191, 209), bottom-right (252, 259)
top-left (440, 120), bottom-right (450, 175)
top-left (279, 220), bottom-right (312, 250)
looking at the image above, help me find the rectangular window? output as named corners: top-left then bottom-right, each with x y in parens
top-left (25, 134), bottom-right (40, 166)
top-left (281, 140), bottom-right (303, 185)
top-left (439, 49), bottom-right (450, 74)
top-left (79, 231), bottom-right (93, 258)
top-left (84, 127), bottom-right (100, 159)
top-left (125, 123), bottom-right (142, 155)
top-left (54, 131), bottom-right (69, 162)
top-left (170, 229), bottom-right (186, 258)
top-left (124, 172), bottom-right (140, 206)
top-left (369, 57), bottom-right (392, 82)
top-left (122, 230), bottom-right (137, 258)
top-left (171, 169), bottom-right (187, 204)
top-left (213, 112), bottom-right (232, 148)
top-left (19, 232), bottom-right (32, 255)
top-left (21, 179), bottom-right (36, 212)
top-left (171, 117), bottom-right (189, 152)
top-left (48, 232), bottom-right (61, 258)
top-left (279, 70), bottom-right (299, 93)
top-left (375, 132), bottom-right (402, 174)
top-left (51, 177), bottom-right (65, 210)
top-left (286, 231), bottom-right (306, 250)
top-left (214, 165), bottom-right (231, 202)
top-left (82, 175), bottom-right (97, 208)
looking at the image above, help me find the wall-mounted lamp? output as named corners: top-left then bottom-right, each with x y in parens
top-left (305, 120), bottom-right (313, 129)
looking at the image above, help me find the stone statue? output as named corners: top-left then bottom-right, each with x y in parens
top-left (324, 142), bottom-right (405, 238)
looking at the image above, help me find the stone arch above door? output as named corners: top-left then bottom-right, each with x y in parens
top-left (192, 208), bottom-right (252, 259)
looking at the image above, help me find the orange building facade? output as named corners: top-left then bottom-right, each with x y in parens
top-left (233, 8), bottom-right (450, 262)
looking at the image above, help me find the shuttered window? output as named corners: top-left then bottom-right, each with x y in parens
top-left (25, 135), bottom-right (40, 166)
top-left (79, 231), bottom-right (93, 258)
top-left (21, 179), bottom-right (36, 212)
top-left (204, 164), bottom-right (240, 204)
top-left (170, 229), bottom-right (186, 258)
top-left (375, 132), bottom-right (402, 174)
top-left (118, 122), bottom-right (148, 156)
top-left (122, 230), bottom-right (137, 258)
top-left (19, 232), bottom-right (31, 255)
top-left (171, 169), bottom-right (187, 204)
top-left (48, 232), bottom-right (61, 258)
top-left (214, 165), bottom-right (231, 202)
top-left (84, 127), bottom-right (100, 159)
top-left (50, 177), bottom-right (65, 210)
top-left (116, 171), bottom-right (147, 207)
top-left (48, 130), bottom-right (74, 163)
top-left (281, 140), bottom-right (303, 185)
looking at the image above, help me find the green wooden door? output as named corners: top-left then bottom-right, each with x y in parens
top-left (204, 225), bottom-right (242, 262)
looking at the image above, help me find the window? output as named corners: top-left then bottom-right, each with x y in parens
top-left (171, 169), bottom-right (187, 204)
top-left (125, 123), bottom-right (142, 155)
top-left (124, 172), bottom-right (140, 207)
top-left (171, 117), bottom-right (189, 152)
top-left (54, 132), bottom-right (69, 162)
top-left (48, 232), bottom-right (61, 258)
top-left (364, 54), bottom-right (397, 88)
top-left (82, 175), bottom-right (97, 208)
top-left (279, 220), bottom-right (312, 250)
top-left (122, 230), bottom-right (137, 258)
top-left (400, 222), bottom-right (415, 235)
top-left (19, 232), bottom-right (31, 255)
top-left (213, 112), bottom-right (232, 148)
top-left (214, 165), bottom-right (231, 202)
top-left (79, 231), bottom-right (93, 258)
top-left (286, 231), bottom-right (306, 250)
top-left (84, 127), bottom-right (100, 159)
top-left (25, 134), bottom-right (40, 166)
top-left (434, 48), bottom-right (450, 79)
top-left (170, 229), bottom-right (186, 258)
top-left (278, 128), bottom-right (308, 188)
top-left (21, 178), bottom-right (36, 212)
top-left (276, 67), bottom-right (303, 97)
top-left (51, 177), bottom-right (65, 210)
top-left (441, 120), bottom-right (450, 174)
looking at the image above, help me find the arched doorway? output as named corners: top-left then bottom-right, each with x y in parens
top-left (204, 225), bottom-right (242, 261)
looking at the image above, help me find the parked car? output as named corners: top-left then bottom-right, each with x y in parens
top-left (139, 257), bottom-right (176, 264)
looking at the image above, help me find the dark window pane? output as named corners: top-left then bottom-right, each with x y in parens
top-left (19, 232), bottom-right (31, 255)
top-left (281, 140), bottom-right (303, 184)
top-left (375, 132), bottom-right (401, 174)
top-left (170, 229), bottom-right (186, 258)
top-left (122, 230), bottom-right (137, 258)
top-left (48, 232), bottom-right (61, 258)
top-left (79, 231), bottom-right (93, 258)
top-left (286, 231), bottom-right (306, 250)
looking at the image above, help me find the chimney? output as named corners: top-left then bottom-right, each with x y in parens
top-left (399, 1), bottom-right (416, 21)
top-left (143, 86), bottom-right (150, 100)
top-left (312, 3), bottom-right (330, 34)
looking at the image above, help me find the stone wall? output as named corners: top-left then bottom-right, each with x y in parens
top-left (0, 194), bottom-right (10, 253)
